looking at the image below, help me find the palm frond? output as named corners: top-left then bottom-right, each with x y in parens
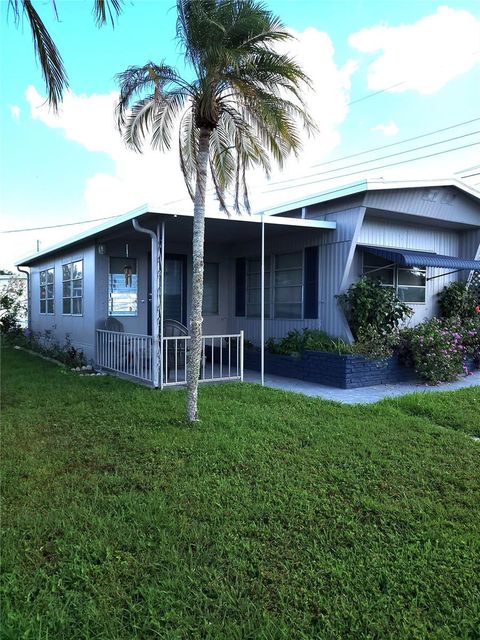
top-left (93, 0), bottom-right (123, 27)
top-left (178, 108), bottom-right (198, 201)
top-left (20, 0), bottom-right (68, 111)
top-left (116, 63), bottom-right (191, 129)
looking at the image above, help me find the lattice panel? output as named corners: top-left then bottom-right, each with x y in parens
top-left (467, 270), bottom-right (480, 304)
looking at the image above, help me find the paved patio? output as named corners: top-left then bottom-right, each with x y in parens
top-left (244, 369), bottom-right (480, 404)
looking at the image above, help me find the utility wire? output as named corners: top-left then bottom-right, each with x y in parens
top-left (0, 195), bottom-right (191, 234)
top-left (263, 141), bottom-right (480, 194)
top-left (308, 117), bottom-right (480, 169)
top-left (266, 130), bottom-right (480, 188)
top-left (347, 81), bottom-right (406, 105)
top-left (462, 171), bottom-right (480, 179)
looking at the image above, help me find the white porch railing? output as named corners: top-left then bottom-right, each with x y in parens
top-left (96, 330), bottom-right (244, 387)
top-left (96, 330), bottom-right (153, 382)
top-left (163, 332), bottom-right (244, 386)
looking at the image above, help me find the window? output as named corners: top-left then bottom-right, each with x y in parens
top-left (246, 257), bottom-right (270, 317)
top-left (274, 252), bottom-right (303, 319)
top-left (40, 268), bottom-right (54, 314)
top-left (363, 252), bottom-right (426, 303)
top-left (62, 260), bottom-right (83, 315)
top-left (203, 263), bottom-right (219, 315)
top-left (109, 257), bottom-right (137, 316)
top-left (243, 252), bottom-right (304, 319)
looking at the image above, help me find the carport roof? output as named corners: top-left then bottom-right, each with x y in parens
top-left (15, 204), bottom-right (336, 266)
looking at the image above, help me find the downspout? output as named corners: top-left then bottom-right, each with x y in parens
top-left (132, 218), bottom-right (161, 388)
top-left (16, 266), bottom-right (30, 330)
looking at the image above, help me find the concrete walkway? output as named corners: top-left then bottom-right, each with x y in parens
top-left (243, 369), bottom-right (480, 404)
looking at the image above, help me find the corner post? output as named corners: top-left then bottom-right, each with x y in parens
top-left (261, 213), bottom-right (265, 387)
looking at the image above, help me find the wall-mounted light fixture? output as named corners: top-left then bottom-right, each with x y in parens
top-left (98, 243), bottom-right (106, 255)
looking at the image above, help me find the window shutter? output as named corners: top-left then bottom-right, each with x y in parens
top-left (303, 246), bottom-right (319, 319)
top-left (235, 257), bottom-right (246, 316)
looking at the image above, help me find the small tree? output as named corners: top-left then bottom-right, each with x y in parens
top-left (0, 274), bottom-right (27, 334)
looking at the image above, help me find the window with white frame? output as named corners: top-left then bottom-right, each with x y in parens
top-left (203, 262), bottom-right (219, 315)
top-left (62, 260), bottom-right (83, 315)
top-left (363, 252), bottom-right (426, 303)
top-left (274, 252), bottom-right (303, 318)
top-left (246, 257), bottom-right (271, 317)
top-left (40, 268), bottom-right (54, 314)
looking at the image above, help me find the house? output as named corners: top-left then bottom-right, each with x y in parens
top-left (15, 178), bottom-right (480, 387)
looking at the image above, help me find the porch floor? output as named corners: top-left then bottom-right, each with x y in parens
top-left (243, 369), bottom-right (480, 404)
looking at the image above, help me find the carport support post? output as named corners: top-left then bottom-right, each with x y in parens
top-left (261, 213), bottom-right (265, 386)
top-left (159, 221), bottom-right (165, 389)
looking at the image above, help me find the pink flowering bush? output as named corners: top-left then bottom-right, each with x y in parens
top-left (461, 315), bottom-right (480, 368)
top-left (400, 316), bottom-right (480, 384)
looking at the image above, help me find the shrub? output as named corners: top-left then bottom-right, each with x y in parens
top-left (438, 281), bottom-right (477, 319)
top-left (338, 277), bottom-right (412, 339)
top-left (400, 318), bottom-right (468, 384)
top-left (9, 329), bottom-right (86, 368)
top-left (461, 315), bottom-right (480, 368)
top-left (265, 329), bottom-right (354, 356)
top-left (351, 326), bottom-right (399, 360)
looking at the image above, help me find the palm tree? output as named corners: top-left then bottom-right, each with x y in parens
top-left (8, 0), bottom-right (123, 110)
top-left (116, 0), bottom-right (314, 422)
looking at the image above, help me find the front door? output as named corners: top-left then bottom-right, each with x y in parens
top-left (148, 254), bottom-right (187, 334)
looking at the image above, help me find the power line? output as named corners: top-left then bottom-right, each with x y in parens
top-left (347, 81), bottom-right (406, 106)
top-left (265, 130), bottom-right (480, 188)
top-left (263, 141), bottom-right (480, 194)
top-left (0, 213), bottom-right (125, 234)
top-left (308, 117), bottom-right (480, 169)
top-left (455, 163), bottom-right (480, 174)
top-left (0, 196), bottom-right (191, 234)
top-left (462, 171), bottom-right (480, 179)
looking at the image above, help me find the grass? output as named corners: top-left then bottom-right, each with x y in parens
top-left (1, 347), bottom-right (479, 639)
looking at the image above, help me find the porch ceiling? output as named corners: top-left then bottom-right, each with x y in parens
top-left (161, 212), bottom-right (335, 245)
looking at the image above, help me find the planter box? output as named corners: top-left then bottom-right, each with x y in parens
top-left (243, 348), bottom-right (418, 389)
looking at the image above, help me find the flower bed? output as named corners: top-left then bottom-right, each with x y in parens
top-left (243, 348), bottom-right (417, 389)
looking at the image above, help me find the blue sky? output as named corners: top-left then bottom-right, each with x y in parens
top-left (1, 0), bottom-right (479, 268)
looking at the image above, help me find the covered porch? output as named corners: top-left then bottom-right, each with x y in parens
top-left (92, 207), bottom-right (335, 387)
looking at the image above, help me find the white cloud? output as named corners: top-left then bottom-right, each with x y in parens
top-left (25, 27), bottom-right (358, 216)
top-left (348, 6), bottom-right (480, 95)
top-left (371, 121), bottom-right (399, 136)
top-left (9, 105), bottom-right (21, 120)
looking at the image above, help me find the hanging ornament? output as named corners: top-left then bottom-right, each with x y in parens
top-left (124, 264), bottom-right (133, 287)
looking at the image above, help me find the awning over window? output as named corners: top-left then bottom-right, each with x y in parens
top-left (359, 245), bottom-right (480, 270)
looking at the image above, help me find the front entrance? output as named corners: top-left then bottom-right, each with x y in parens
top-left (148, 253), bottom-right (187, 334)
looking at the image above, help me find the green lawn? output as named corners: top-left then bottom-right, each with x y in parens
top-left (1, 347), bottom-right (479, 640)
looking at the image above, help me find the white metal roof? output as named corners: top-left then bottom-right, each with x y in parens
top-left (263, 178), bottom-right (480, 216)
top-left (15, 177), bottom-right (479, 266)
top-left (15, 205), bottom-right (335, 266)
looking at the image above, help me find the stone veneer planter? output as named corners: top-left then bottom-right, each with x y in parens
top-left (242, 348), bottom-right (418, 389)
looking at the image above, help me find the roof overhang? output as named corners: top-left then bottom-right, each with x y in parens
top-left (15, 206), bottom-right (336, 267)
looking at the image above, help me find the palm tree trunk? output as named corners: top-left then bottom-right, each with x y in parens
top-left (187, 127), bottom-right (210, 422)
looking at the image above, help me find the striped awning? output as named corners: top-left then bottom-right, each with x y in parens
top-left (359, 246), bottom-right (480, 270)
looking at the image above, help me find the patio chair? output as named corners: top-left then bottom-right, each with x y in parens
top-left (163, 319), bottom-right (189, 383)
top-left (105, 317), bottom-right (124, 332)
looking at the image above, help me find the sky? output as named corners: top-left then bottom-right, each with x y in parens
top-left (1, 0), bottom-right (479, 269)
